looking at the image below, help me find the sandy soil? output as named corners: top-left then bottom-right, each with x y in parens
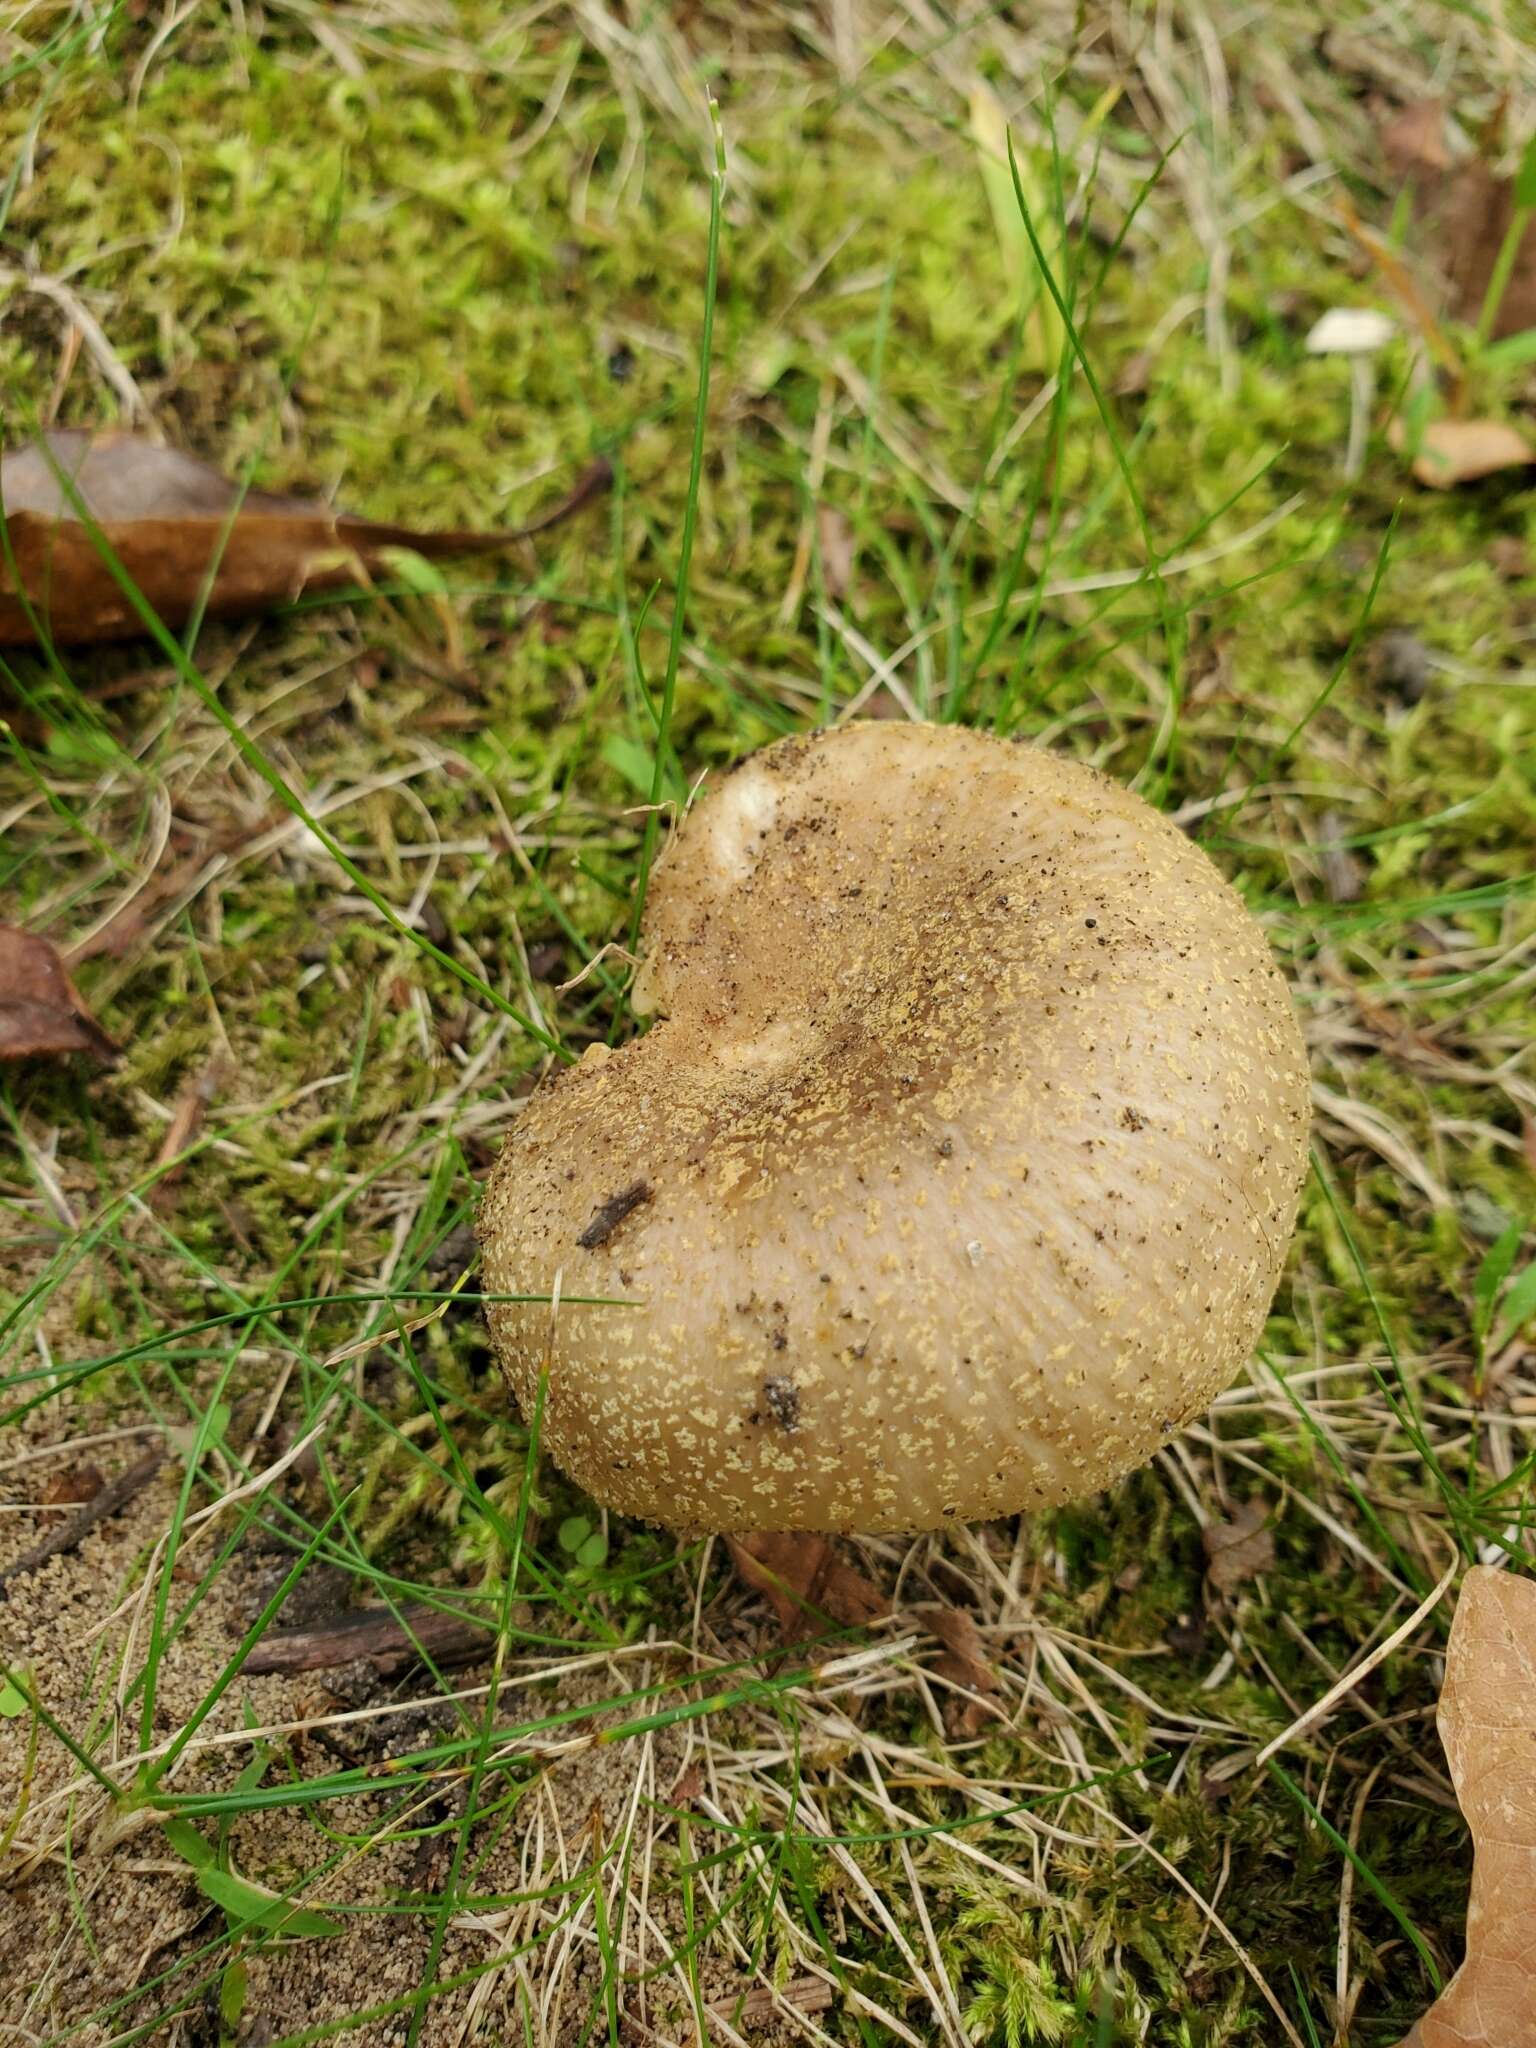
top-left (0, 1418), bottom-right (797, 2048)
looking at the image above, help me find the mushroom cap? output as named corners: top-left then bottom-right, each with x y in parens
top-left (478, 723), bottom-right (1310, 1534)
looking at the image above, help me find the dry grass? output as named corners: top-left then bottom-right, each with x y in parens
top-left (2, 2), bottom-right (1535, 2044)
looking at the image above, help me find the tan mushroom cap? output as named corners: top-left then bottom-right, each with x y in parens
top-left (478, 723), bottom-right (1310, 1534)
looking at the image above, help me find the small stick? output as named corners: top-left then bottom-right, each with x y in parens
top-left (0, 1448), bottom-right (164, 1595)
top-left (149, 1056), bottom-right (230, 1205)
top-left (243, 1600), bottom-right (494, 1676)
top-left (514, 456), bottom-right (614, 537)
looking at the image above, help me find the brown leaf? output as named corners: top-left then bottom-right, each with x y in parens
top-left (1379, 102), bottom-right (1536, 342)
top-left (40, 1464), bottom-right (104, 1512)
top-left (1396, 1567), bottom-right (1536, 2047)
top-left (1202, 1499), bottom-right (1275, 1595)
top-left (668, 1762), bottom-right (704, 1807)
top-left (918, 1603), bottom-right (1002, 1736)
top-left (1389, 416), bottom-right (1535, 489)
top-left (1379, 99), bottom-right (1452, 184)
top-left (0, 430), bottom-right (611, 649)
top-left (0, 925), bottom-right (117, 1063)
top-left (0, 1448), bottom-right (163, 1592)
top-left (726, 1532), bottom-right (887, 1643)
top-left (1489, 536), bottom-right (1532, 580)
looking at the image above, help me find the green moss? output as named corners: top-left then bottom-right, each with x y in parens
top-left (2, 4), bottom-right (1533, 2043)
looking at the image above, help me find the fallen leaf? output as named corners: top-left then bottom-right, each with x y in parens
top-left (1397, 1567), bottom-right (1536, 2047)
top-left (667, 1762), bottom-right (704, 1806)
top-left (40, 1464), bottom-right (104, 1512)
top-left (917, 1603), bottom-right (1002, 1736)
top-left (1389, 416), bottom-right (1535, 489)
top-left (1202, 1499), bottom-right (1275, 1595)
top-left (726, 1532), bottom-right (887, 1643)
top-left (1379, 99), bottom-right (1453, 184)
top-left (0, 430), bottom-right (611, 649)
top-left (0, 925), bottom-right (117, 1063)
top-left (1379, 102), bottom-right (1536, 341)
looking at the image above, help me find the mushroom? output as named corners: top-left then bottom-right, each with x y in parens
top-left (478, 723), bottom-right (1310, 1535)
top-left (1304, 307), bottom-right (1396, 481)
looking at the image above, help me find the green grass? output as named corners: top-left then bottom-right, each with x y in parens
top-left (2, 4), bottom-right (1535, 2044)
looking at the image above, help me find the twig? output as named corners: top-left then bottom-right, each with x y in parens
top-left (244, 1600), bottom-right (494, 1676)
top-left (513, 456), bottom-right (614, 538)
top-left (148, 1057), bottom-right (230, 1204)
top-left (0, 1448), bottom-right (163, 1595)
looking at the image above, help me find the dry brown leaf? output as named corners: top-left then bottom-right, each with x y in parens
top-left (0, 925), bottom-right (117, 1063)
top-left (1389, 416), bottom-right (1535, 489)
top-left (1397, 1567), bottom-right (1536, 2047)
top-left (667, 1762), bottom-right (704, 1807)
top-left (1380, 99), bottom-right (1453, 183)
top-left (0, 430), bottom-right (611, 648)
top-left (1202, 1499), bottom-right (1275, 1595)
top-left (40, 1464), bottom-right (104, 1512)
top-left (1378, 102), bottom-right (1536, 342)
top-left (726, 1532), bottom-right (887, 1643)
top-left (917, 1603), bottom-right (1002, 1735)
top-left (1489, 536), bottom-right (1532, 580)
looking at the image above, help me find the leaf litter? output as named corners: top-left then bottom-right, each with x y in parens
top-left (0, 429), bottom-right (611, 649)
top-left (725, 1532), bottom-right (887, 1643)
top-left (0, 924), bottom-right (117, 1063)
top-left (1378, 102), bottom-right (1536, 342)
top-left (1389, 415), bottom-right (1535, 489)
top-left (1398, 1567), bottom-right (1536, 2045)
top-left (916, 1602), bottom-right (1002, 1736)
top-left (1202, 1498), bottom-right (1276, 1595)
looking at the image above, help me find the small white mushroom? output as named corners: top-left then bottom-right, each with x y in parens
top-left (1305, 307), bottom-right (1397, 481)
top-left (478, 724), bottom-right (1311, 1535)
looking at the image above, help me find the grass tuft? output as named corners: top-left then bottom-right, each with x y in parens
top-left (1, 4), bottom-right (1534, 2043)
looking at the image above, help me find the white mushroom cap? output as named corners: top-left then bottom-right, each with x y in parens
top-left (1304, 308), bottom-right (1397, 355)
top-left (478, 723), bottom-right (1310, 1534)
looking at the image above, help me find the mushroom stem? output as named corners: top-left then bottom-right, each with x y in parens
top-left (1345, 355), bottom-right (1375, 481)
